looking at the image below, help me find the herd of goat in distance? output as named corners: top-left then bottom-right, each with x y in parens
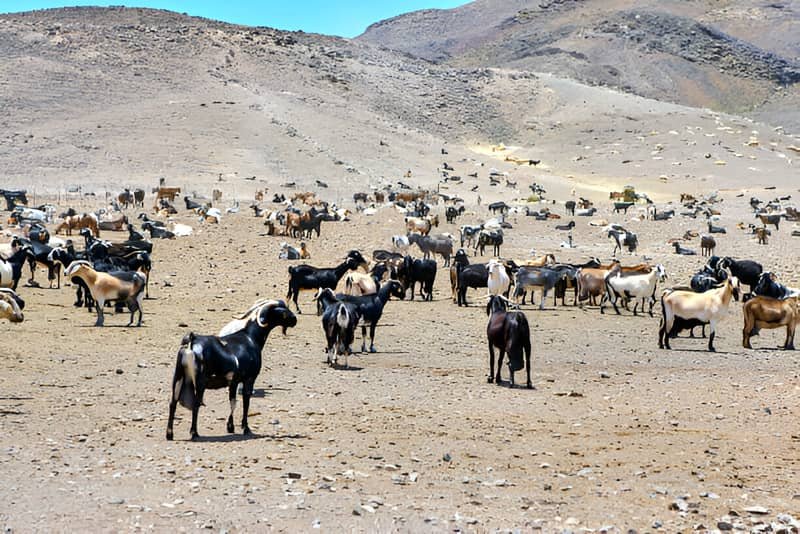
top-left (1, 181), bottom-right (799, 440)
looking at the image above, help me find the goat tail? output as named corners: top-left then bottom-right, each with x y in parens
top-left (174, 339), bottom-right (199, 410)
top-left (336, 304), bottom-right (349, 330)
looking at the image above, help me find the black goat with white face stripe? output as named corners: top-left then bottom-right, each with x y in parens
top-left (166, 300), bottom-right (297, 441)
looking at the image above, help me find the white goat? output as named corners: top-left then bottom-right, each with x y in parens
top-left (601, 264), bottom-right (667, 316)
top-left (658, 277), bottom-right (741, 352)
top-left (391, 235), bottom-right (410, 252)
top-left (486, 259), bottom-right (510, 297)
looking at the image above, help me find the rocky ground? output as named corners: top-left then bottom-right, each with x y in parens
top-left (1, 187), bottom-right (800, 531)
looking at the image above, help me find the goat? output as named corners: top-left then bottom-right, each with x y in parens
top-left (142, 221), bottom-right (174, 239)
top-left (407, 233), bottom-right (453, 266)
top-left (340, 269), bottom-right (379, 296)
top-left (55, 213), bottom-right (100, 237)
top-left (672, 241), bottom-right (696, 255)
top-left (0, 245), bottom-right (30, 290)
top-left (753, 272), bottom-right (800, 300)
top-left (279, 242), bottom-right (301, 260)
top-left (565, 200), bottom-right (576, 216)
top-left (166, 300), bottom-right (296, 440)
top-left (756, 212), bottom-right (781, 230)
top-left (717, 257), bottom-right (762, 295)
top-left (756, 227), bottom-right (769, 245)
top-left (127, 223), bottom-right (145, 241)
top-left (742, 296), bottom-right (798, 350)
top-left (658, 277), bottom-right (741, 351)
top-left (707, 221), bottom-right (727, 234)
top-left (0, 288), bottom-right (24, 323)
top-left (514, 267), bottom-right (564, 309)
top-left (64, 260), bottom-right (146, 326)
top-left (700, 234), bottom-right (716, 256)
top-left (459, 225), bottom-right (482, 249)
top-left (601, 264), bottom-right (667, 316)
top-left (391, 234), bottom-right (410, 252)
top-left (488, 201), bottom-right (509, 214)
top-left (475, 229), bottom-right (503, 256)
top-left (576, 207), bottom-right (597, 217)
top-left (486, 296), bottom-right (532, 388)
top-left (317, 290), bottom-right (361, 369)
top-left (609, 228), bottom-right (638, 255)
top-left (450, 248), bottom-right (470, 303)
top-left (397, 256), bottom-right (436, 301)
top-left (555, 220), bottom-right (575, 231)
top-left (286, 250), bottom-right (367, 313)
top-left (337, 280), bottom-right (405, 352)
top-left (577, 261), bottom-right (621, 306)
top-left (457, 263), bottom-right (488, 307)
top-left (446, 205), bottom-right (465, 224)
top-left (487, 259), bottom-right (511, 298)
top-left (184, 196), bottom-right (202, 211)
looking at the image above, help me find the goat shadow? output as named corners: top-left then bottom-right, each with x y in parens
top-left (183, 432), bottom-right (308, 443)
top-left (494, 379), bottom-right (536, 390)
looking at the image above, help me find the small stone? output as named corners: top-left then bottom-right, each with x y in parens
top-left (115, 369), bottom-right (123, 374)
top-left (108, 498), bottom-right (125, 505)
top-left (745, 506), bottom-right (770, 515)
top-left (717, 522), bottom-right (733, 531)
top-left (442, 453), bottom-right (452, 462)
top-left (286, 472), bottom-right (301, 480)
top-left (652, 520), bottom-right (662, 528)
top-left (600, 372), bottom-right (610, 379)
top-left (670, 499), bottom-right (688, 512)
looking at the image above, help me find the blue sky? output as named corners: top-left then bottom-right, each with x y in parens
top-left (0, 1), bottom-right (467, 37)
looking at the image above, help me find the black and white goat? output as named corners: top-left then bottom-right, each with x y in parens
top-left (316, 289), bottom-right (361, 368)
top-left (166, 300), bottom-right (297, 440)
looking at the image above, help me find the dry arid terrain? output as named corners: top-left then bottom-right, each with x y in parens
top-left (1, 2), bottom-right (800, 533)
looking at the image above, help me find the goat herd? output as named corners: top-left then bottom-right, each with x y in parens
top-left (1, 184), bottom-right (799, 442)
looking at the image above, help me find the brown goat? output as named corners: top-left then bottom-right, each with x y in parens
top-left (743, 296), bottom-right (798, 349)
top-left (756, 227), bottom-right (769, 245)
top-left (55, 213), bottom-right (100, 237)
top-left (700, 234), bottom-right (716, 256)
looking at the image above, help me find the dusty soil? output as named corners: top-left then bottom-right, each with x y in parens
top-left (2, 189), bottom-right (799, 532)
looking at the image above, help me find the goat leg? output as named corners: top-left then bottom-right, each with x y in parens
top-left (190, 403), bottom-right (200, 441)
top-left (487, 344), bottom-right (495, 383)
top-left (495, 350), bottom-right (504, 385)
top-left (227, 383), bottom-right (237, 433)
top-left (369, 323), bottom-right (377, 353)
top-left (95, 299), bottom-right (105, 327)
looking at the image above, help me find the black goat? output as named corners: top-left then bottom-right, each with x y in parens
top-left (718, 257), bottom-right (762, 294)
top-left (488, 201), bottom-right (509, 214)
top-left (565, 200), bottom-right (576, 216)
top-left (457, 263), bottom-right (489, 307)
top-left (142, 221), bottom-right (175, 239)
top-left (754, 272), bottom-right (799, 300)
top-left (166, 300), bottom-right (296, 440)
top-left (184, 196), bottom-right (202, 210)
top-left (286, 250), bottom-right (367, 313)
top-left (137, 213), bottom-right (165, 227)
top-left (486, 296), bottom-right (532, 388)
top-left (450, 248), bottom-right (470, 303)
top-left (707, 221), bottom-right (727, 234)
top-left (397, 256), bottom-right (436, 301)
top-left (555, 220), bottom-right (575, 231)
top-left (672, 242), bottom-right (696, 255)
top-left (334, 280), bottom-right (405, 352)
top-left (446, 205), bottom-right (465, 224)
top-left (317, 289), bottom-right (361, 368)
top-left (14, 237), bottom-right (58, 288)
top-left (127, 223), bottom-right (145, 241)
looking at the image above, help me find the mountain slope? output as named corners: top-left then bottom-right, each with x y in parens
top-left (359, 0), bottom-right (800, 118)
top-left (0, 6), bottom-right (796, 198)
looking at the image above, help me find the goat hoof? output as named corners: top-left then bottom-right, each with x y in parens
top-left (487, 377), bottom-right (493, 383)
top-left (190, 433), bottom-right (200, 441)
top-left (242, 427), bottom-right (252, 436)
top-left (369, 347), bottom-right (376, 353)
top-left (526, 383), bottom-right (534, 390)
top-left (166, 430), bottom-right (173, 441)
top-left (227, 422), bottom-right (235, 434)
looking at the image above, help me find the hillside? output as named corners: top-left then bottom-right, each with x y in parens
top-left (359, 0), bottom-right (800, 121)
top-left (0, 6), bottom-right (797, 199)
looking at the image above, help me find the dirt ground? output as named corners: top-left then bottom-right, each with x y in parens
top-left (1, 191), bottom-right (799, 533)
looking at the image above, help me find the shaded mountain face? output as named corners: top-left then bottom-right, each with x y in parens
top-left (358, 0), bottom-right (800, 115)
